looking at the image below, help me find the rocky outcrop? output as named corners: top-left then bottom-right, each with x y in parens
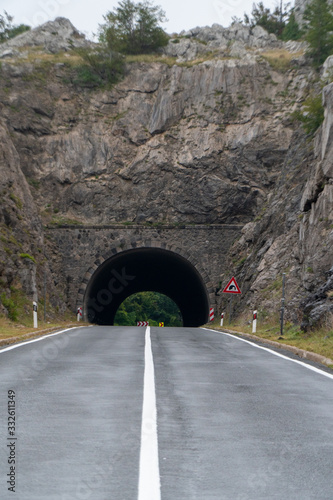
top-left (1, 54), bottom-right (299, 226)
top-left (301, 266), bottom-right (333, 329)
top-left (227, 81), bottom-right (333, 328)
top-left (0, 18), bottom-right (331, 327)
top-left (0, 120), bottom-right (40, 313)
top-left (0, 17), bottom-right (91, 59)
top-left (164, 23), bottom-right (281, 62)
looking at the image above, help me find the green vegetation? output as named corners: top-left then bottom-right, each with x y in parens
top-left (71, 1), bottom-right (169, 87)
top-left (73, 47), bottom-right (125, 87)
top-left (49, 216), bottom-right (81, 226)
top-left (235, 2), bottom-right (302, 40)
top-left (304, 0), bottom-right (333, 66)
top-left (114, 291), bottom-right (182, 326)
top-left (0, 11), bottom-right (30, 43)
top-left (19, 253), bottom-right (37, 264)
top-left (282, 11), bottom-right (302, 41)
top-left (27, 178), bottom-right (41, 190)
top-left (242, 1), bottom-right (290, 38)
top-left (9, 192), bottom-right (22, 210)
top-left (240, 0), bottom-right (333, 67)
top-left (0, 292), bottom-right (18, 321)
top-left (292, 93), bottom-right (325, 134)
top-left (0, 286), bottom-right (32, 323)
top-left (99, 0), bottom-right (169, 55)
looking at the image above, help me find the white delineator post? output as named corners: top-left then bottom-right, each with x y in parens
top-left (252, 310), bottom-right (257, 334)
top-left (220, 312), bottom-right (224, 327)
top-left (77, 307), bottom-right (82, 322)
top-left (33, 301), bottom-right (38, 329)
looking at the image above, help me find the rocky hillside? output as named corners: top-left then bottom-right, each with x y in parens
top-left (0, 18), bottom-right (332, 327)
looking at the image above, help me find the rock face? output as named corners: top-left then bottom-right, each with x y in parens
top-left (164, 23), bottom-right (280, 62)
top-left (0, 18), bottom-right (332, 327)
top-left (227, 84), bottom-right (333, 327)
top-left (0, 17), bottom-right (90, 59)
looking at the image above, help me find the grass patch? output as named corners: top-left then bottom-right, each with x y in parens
top-left (19, 253), bottom-right (36, 264)
top-left (208, 313), bottom-right (333, 363)
top-left (0, 316), bottom-right (81, 341)
top-left (49, 216), bottom-right (81, 226)
top-left (125, 53), bottom-right (177, 66)
top-left (125, 50), bottom-right (226, 68)
top-left (6, 48), bottom-right (83, 67)
top-left (261, 49), bottom-right (304, 71)
top-left (9, 192), bottom-right (23, 210)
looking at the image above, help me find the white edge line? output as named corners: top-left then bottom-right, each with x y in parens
top-left (138, 326), bottom-right (161, 500)
top-left (202, 328), bottom-right (333, 380)
top-left (0, 327), bottom-right (85, 354)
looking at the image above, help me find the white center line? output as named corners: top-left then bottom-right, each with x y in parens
top-left (138, 326), bottom-right (161, 500)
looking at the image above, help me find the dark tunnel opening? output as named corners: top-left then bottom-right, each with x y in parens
top-left (83, 248), bottom-right (210, 327)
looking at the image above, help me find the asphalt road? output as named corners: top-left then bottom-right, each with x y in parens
top-left (0, 326), bottom-right (332, 499)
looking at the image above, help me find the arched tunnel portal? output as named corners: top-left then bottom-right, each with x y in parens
top-left (83, 247), bottom-right (210, 327)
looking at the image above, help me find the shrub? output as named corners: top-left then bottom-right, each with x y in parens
top-left (0, 293), bottom-right (18, 321)
top-left (74, 47), bottom-right (125, 87)
top-left (292, 94), bottom-right (325, 134)
top-left (19, 253), bottom-right (37, 264)
top-left (0, 11), bottom-right (30, 43)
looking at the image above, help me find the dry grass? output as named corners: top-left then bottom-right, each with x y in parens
top-left (260, 48), bottom-right (305, 71)
top-left (0, 316), bottom-right (81, 342)
top-left (125, 50), bottom-right (224, 68)
top-left (3, 47), bottom-right (84, 67)
top-left (208, 312), bottom-right (333, 363)
top-left (125, 53), bottom-right (177, 66)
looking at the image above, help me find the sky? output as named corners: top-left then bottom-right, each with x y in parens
top-left (1, 0), bottom-right (285, 40)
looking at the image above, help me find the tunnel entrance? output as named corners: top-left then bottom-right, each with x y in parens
top-left (83, 247), bottom-right (210, 327)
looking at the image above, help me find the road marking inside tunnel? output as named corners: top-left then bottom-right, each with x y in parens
top-left (138, 326), bottom-right (161, 500)
top-left (203, 328), bottom-right (333, 380)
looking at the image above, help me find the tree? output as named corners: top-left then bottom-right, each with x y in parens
top-left (99, 0), bottom-right (169, 55)
top-left (0, 11), bottom-right (30, 43)
top-left (114, 292), bottom-right (182, 326)
top-left (281, 10), bottom-right (302, 40)
top-left (245, 1), bottom-right (290, 38)
top-left (304, 0), bottom-right (333, 66)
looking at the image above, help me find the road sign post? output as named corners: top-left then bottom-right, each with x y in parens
top-left (222, 277), bottom-right (241, 324)
top-left (77, 307), bottom-right (82, 322)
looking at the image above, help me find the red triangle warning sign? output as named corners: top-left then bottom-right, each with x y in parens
top-left (223, 277), bottom-right (241, 294)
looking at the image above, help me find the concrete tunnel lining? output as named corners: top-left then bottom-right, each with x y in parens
top-left (83, 247), bottom-right (210, 327)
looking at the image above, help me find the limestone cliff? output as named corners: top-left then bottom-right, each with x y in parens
top-left (0, 18), bottom-right (332, 327)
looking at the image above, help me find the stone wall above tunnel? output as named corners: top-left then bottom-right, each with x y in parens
top-left (45, 223), bottom-right (242, 324)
